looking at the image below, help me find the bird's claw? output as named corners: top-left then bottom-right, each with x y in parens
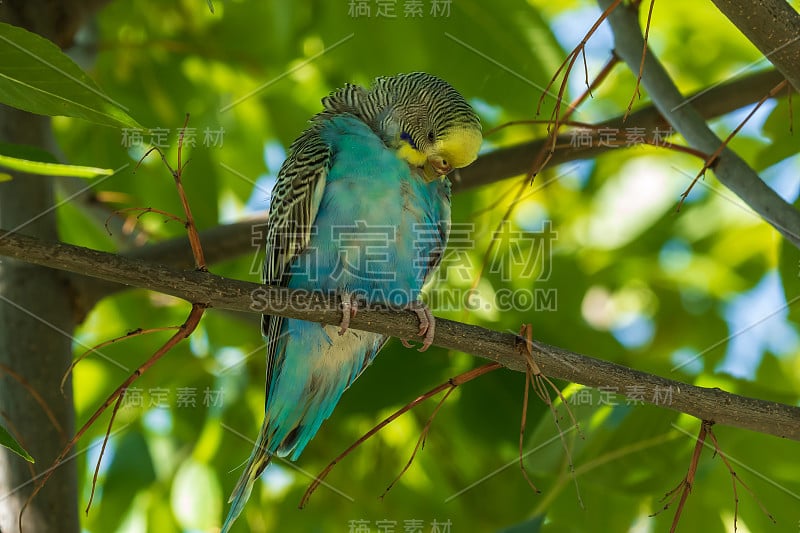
top-left (400, 301), bottom-right (435, 352)
top-left (338, 292), bottom-right (358, 335)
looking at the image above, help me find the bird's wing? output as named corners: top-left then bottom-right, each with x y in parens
top-left (223, 125), bottom-right (332, 531)
top-left (420, 177), bottom-right (452, 287)
top-left (262, 123), bottom-right (332, 399)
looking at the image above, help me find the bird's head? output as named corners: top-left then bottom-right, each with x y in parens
top-left (373, 73), bottom-right (482, 182)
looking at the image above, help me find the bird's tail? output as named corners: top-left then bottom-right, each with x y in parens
top-left (221, 429), bottom-right (273, 533)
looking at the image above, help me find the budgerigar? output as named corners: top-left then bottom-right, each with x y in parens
top-left (222, 72), bottom-right (481, 531)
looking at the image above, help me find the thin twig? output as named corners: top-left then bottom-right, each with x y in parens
top-left (19, 115), bottom-right (211, 531)
top-left (519, 368), bottom-right (541, 493)
top-left (19, 304), bottom-right (206, 530)
top-left (299, 362), bottom-right (501, 508)
top-left (60, 326), bottom-right (180, 394)
top-left (678, 79), bottom-right (789, 209)
top-left (174, 114), bottom-right (206, 270)
top-left (379, 385), bottom-right (456, 499)
top-left (518, 324), bottom-right (582, 506)
top-left (105, 207), bottom-right (185, 237)
top-left (705, 427), bottom-right (776, 530)
top-left (85, 393), bottom-right (124, 514)
top-left (650, 421), bottom-right (710, 533)
top-left (624, 0), bottom-right (656, 120)
top-left (464, 54), bottom-right (621, 321)
top-left (0, 364), bottom-right (65, 440)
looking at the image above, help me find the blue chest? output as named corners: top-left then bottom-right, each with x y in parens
top-left (287, 115), bottom-right (450, 306)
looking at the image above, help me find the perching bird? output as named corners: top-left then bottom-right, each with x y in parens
top-left (222, 72), bottom-right (481, 531)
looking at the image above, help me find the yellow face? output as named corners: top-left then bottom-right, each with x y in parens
top-left (397, 126), bottom-right (483, 182)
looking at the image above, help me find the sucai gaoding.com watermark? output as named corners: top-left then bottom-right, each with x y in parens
top-left (249, 219), bottom-right (558, 314)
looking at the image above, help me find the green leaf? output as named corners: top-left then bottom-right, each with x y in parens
top-left (0, 155), bottom-right (113, 178)
top-left (0, 143), bottom-right (113, 177)
top-left (0, 22), bottom-right (142, 129)
top-left (0, 424), bottom-right (34, 463)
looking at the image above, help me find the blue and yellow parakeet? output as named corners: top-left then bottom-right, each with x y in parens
top-left (222, 72), bottom-right (481, 531)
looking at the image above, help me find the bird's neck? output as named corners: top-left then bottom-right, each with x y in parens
top-left (321, 84), bottom-right (402, 146)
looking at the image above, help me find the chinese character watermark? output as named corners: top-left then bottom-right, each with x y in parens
top-left (348, 0), bottom-right (452, 18)
top-left (347, 518), bottom-right (452, 533)
top-left (568, 126), bottom-right (674, 149)
top-left (121, 386), bottom-right (225, 409)
top-left (568, 385), bottom-right (672, 407)
top-left (120, 126), bottom-right (225, 149)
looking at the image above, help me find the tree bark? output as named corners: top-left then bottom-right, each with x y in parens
top-left (2, 229), bottom-right (799, 442)
top-left (709, 0), bottom-right (800, 91)
top-left (0, 112), bottom-right (79, 533)
top-left (0, 0), bottom-right (111, 531)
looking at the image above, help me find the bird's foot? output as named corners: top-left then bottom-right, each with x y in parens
top-left (400, 301), bottom-right (435, 352)
top-left (338, 292), bottom-right (359, 336)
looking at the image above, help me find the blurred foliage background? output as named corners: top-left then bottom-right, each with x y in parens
top-left (32, 0), bottom-right (800, 531)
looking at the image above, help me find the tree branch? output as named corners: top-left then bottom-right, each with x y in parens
top-left (709, 0), bottom-right (800, 91)
top-left (74, 67), bottom-right (790, 312)
top-left (599, 0), bottom-right (800, 248)
top-left (1, 228), bottom-right (798, 442)
top-left (71, 219), bottom-right (263, 319)
top-left (453, 68), bottom-right (789, 194)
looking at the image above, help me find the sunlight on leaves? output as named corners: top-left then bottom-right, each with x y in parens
top-left (0, 22), bottom-right (142, 128)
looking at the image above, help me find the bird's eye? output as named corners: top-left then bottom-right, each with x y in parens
top-left (427, 131), bottom-right (435, 143)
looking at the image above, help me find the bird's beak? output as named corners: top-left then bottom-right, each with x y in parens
top-left (422, 155), bottom-right (452, 182)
